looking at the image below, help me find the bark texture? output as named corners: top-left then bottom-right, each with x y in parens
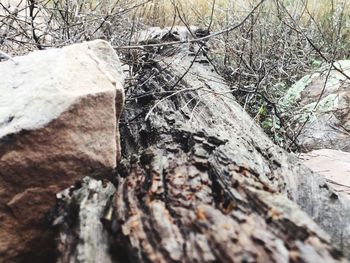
top-left (55, 29), bottom-right (350, 262)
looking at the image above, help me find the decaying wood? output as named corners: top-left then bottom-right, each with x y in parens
top-left (54, 31), bottom-right (350, 262)
top-left (53, 178), bottom-right (116, 263)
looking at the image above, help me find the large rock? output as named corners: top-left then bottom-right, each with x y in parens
top-left (280, 60), bottom-right (350, 152)
top-left (0, 40), bottom-right (124, 262)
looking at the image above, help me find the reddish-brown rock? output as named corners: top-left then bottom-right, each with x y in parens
top-left (0, 40), bottom-right (124, 262)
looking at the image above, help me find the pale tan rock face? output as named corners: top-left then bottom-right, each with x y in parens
top-left (300, 149), bottom-right (350, 198)
top-left (0, 40), bottom-right (124, 262)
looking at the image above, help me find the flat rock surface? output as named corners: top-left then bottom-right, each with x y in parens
top-left (0, 40), bottom-right (124, 262)
top-left (300, 149), bottom-right (350, 197)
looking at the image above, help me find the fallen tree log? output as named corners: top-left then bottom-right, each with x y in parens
top-left (54, 29), bottom-right (350, 263)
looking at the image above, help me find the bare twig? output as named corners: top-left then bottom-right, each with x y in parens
top-left (0, 50), bottom-right (18, 65)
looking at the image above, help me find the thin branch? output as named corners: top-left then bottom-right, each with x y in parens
top-left (207, 0), bottom-right (216, 32)
top-left (0, 50), bottom-right (18, 65)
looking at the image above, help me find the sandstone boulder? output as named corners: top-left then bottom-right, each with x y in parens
top-left (280, 60), bottom-right (350, 152)
top-left (0, 40), bottom-right (124, 262)
top-left (300, 149), bottom-right (350, 198)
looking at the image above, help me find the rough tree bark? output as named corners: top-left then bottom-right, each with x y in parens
top-left (54, 29), bottom-right (350, 263)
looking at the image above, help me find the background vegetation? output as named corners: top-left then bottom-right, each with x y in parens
top-left (1, 0), bottom-right (350, 150)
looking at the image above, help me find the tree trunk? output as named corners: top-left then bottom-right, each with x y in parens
top-left (53, 31), bottom-right (350, 263)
